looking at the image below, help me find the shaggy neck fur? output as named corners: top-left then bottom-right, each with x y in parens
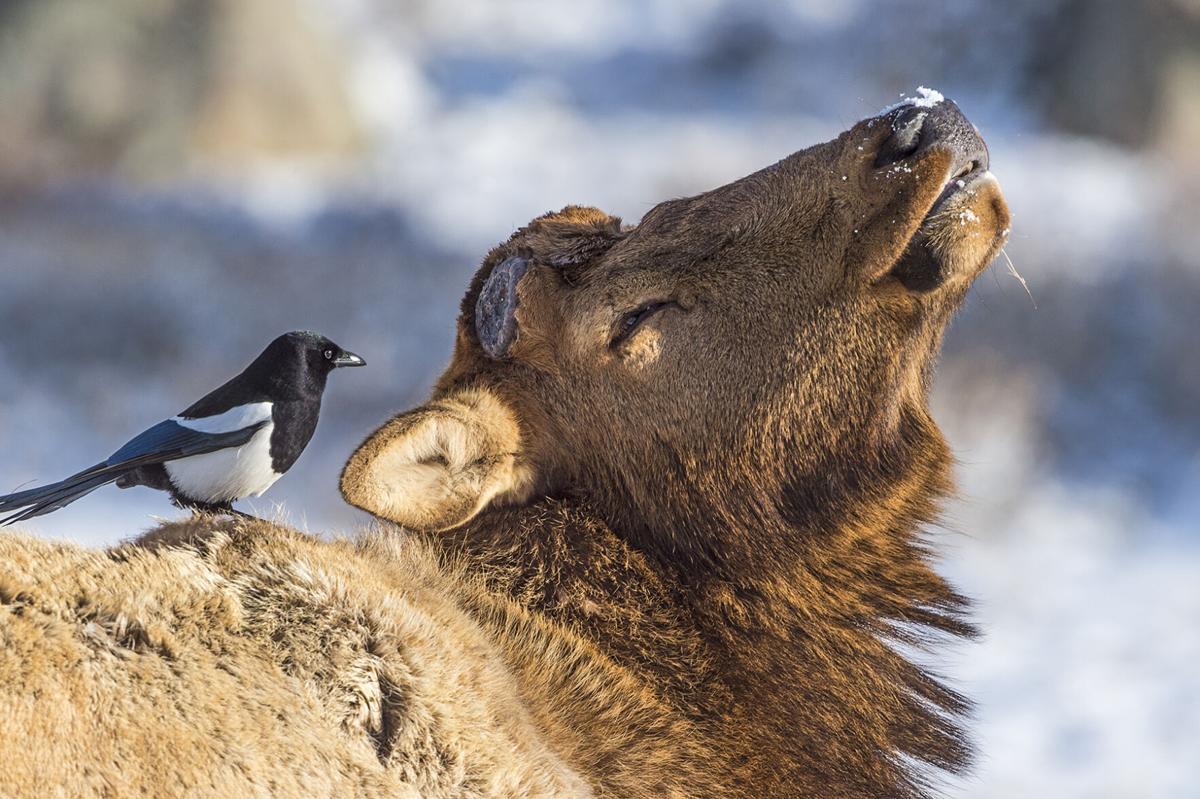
top-left (442, 408), bottom-right (974, 799)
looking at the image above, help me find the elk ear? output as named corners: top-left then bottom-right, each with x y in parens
top-left (340, 388), bottom-right (533, 530)
top-left (473, 209), bottom-right (624, 359)
top-left (475, 255), bottom-right (529, 359)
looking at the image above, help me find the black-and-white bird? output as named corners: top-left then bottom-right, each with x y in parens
top-left (0, 331), bottom-right (365, 525)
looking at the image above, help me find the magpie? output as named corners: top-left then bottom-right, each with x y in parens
top-left (0, 331), bottom-right (365, 525)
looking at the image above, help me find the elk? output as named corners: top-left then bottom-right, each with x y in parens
top-left (1, 96), bottom-right (1008, 798)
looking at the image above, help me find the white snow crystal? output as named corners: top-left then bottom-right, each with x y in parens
top-left (880, 85), bottom-right (945, 115)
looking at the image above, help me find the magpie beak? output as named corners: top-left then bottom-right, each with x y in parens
top-left (333, 350), bottom-right (366, 368)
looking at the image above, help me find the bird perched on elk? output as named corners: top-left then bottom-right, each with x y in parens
top-left (0, 331), bottom-right (365, 524)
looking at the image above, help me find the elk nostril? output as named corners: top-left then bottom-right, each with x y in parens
top-left (873, 109), bottom-right (927, 168)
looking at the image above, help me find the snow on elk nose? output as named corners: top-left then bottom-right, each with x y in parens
top-left (874, 94), bottom-right (989, 184)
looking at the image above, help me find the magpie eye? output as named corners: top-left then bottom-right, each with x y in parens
top-left (324, 349), bottom-right (334, 360)
top-left (612, 301), bottom-right (673, 347)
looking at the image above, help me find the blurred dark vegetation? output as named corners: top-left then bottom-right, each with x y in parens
top-left (3, 0), bottom-right (1200, 179)
top-left (0, 0), bottom-right (361, 183)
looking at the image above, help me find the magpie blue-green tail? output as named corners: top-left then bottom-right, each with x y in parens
top-left (0, 467), bottom-right (123, 525)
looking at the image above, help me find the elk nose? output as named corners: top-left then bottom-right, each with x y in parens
top-left (874, 98), bottom-right (989, 179)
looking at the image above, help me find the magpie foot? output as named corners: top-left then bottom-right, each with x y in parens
top-left (175, 497), bottom-right (250, 519)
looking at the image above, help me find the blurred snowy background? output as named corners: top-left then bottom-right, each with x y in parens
top-left (0, 0), bottom-right (1197, 795)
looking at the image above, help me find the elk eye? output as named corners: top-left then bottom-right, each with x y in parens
top-left (612, 301), bottom-right (672, 347)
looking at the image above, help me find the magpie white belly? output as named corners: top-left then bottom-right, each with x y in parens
top-left (164, 423), bottom-right (282, 503)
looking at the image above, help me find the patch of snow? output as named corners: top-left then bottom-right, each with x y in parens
top-left (941, 481), bottom-right (1200, 799)
top-left (880, 85), bottom-right (945, 115)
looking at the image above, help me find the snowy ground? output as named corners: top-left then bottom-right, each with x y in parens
top-left (1, 1), bottom-right (1196, 795)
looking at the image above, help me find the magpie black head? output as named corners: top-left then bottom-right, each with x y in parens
top-left (247, 331), bottom-right (366, 399)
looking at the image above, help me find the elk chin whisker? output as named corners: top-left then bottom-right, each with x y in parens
top-left (1000, 246), bottom-right (1036, 309)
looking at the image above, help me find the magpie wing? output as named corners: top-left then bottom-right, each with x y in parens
top-left (105, 418), bottom-right (267, 469)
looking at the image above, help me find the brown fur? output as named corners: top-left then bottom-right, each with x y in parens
top-left (0, 107), bottom-right (1008, 797)
top-left (0, 517), bottom-right (714, 797)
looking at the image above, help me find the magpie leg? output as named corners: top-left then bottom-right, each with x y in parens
top-left (193, 503), bottom-right (259, 522)
top-left (168, 491), bottom-right (262, 522)
top-left (172, 495), bottom-right (247, 518)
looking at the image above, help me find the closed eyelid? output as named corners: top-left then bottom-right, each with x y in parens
top-left (609, 300), bottom-right (679, 347)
